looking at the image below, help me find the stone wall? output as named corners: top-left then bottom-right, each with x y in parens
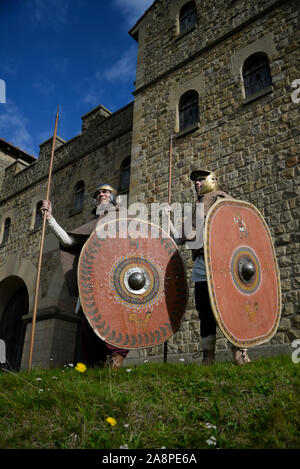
top-left (131, 0), bottom-right (284, 89)
top-left (129, 0), bottom-right (300, 362)
top-left (0, 103), bottom-right (133, 368)
top-left (0, 0), bottom-right (299, 368)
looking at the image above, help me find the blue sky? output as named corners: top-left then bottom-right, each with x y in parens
top-left (0, 0), bottom-right (153, 157)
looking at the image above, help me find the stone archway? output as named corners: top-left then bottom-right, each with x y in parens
top-left (0, 276), bottom-right (29, 370)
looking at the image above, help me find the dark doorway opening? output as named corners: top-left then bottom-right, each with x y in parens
top-left (0, 279), bottom-right (28, 370)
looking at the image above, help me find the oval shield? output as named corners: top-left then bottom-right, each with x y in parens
top-left (78, 217), bottom-right (188, 349)
top-left (204, 199), bottom-right (281, 348)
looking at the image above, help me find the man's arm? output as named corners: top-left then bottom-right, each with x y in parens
top-left (41, 200), bottom-right (78, 247)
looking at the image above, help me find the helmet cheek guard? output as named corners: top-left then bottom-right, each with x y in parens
top-left (109, 193), bottom-right (116, 205)
top-left (190, 168), bottom-right (218, 195)
top-left (198, 175), bottom-right (218, 195)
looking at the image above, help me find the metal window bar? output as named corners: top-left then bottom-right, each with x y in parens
top-left (120, 167), bottom-right (130, 192)
top-left (2, 218), bottom-right (11, 244)
top-left (179, 92), bottom-right (199, 131)
top-left (74, 183), bottom-right (85, 212)
top-left (180, 1), bottom-right (197, 33)
top-left (34, 201), bottom-right (43, 230)
top-left (243, 54), bottom-right (272, 98)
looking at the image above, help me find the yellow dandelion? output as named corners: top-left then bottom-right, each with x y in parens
top-left (106, 417), bottom-right (117, 427)
top-left (75, 362), bottom-right (87, 373)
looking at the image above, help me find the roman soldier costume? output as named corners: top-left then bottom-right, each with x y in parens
top-left (44, 184), bottom-right (129, 369)
top-left (189, 168), bottom-right (252, 365)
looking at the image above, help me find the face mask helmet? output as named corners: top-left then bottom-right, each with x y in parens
top-left (93, 183), bottom-right (117, 205)
top-left (190, 168), bottom-right (218, 196)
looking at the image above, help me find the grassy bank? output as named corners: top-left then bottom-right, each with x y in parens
top-left (0, 355), bottom-right (299, 449)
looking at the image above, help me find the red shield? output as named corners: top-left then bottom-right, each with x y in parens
top-left (78, 217), bottom-right (188, 349)
top-left (204, 199), bottom-right (281, 348)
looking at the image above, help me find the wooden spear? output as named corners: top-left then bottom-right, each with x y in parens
top-left (164, 129), bottom-right (173, 363)
top-left (28, 108), bottom-right (59, 371)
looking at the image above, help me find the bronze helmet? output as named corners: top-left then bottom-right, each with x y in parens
top-left (190, 168), bottom-right (218, 195)
top-left (93, 183), bottom-right (117, 204)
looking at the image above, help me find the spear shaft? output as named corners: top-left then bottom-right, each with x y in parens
top-left (167, 129), bottom-right (173, 229)
top-left (28, 108), bottom-right (59, 371)
top-left (164, 129), bottom-right (173, 363)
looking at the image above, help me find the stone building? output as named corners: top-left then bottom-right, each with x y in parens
top-left (0, 0), bottom-right (299, 369)
top-left (0, 104), bottom-right (134, 369)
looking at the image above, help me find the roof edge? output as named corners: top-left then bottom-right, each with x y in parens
top-left (0, 138), bottom-right (36, 162)
top-left (128, 0), bottom-right (157, 40)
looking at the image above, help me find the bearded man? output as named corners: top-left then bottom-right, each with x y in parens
top-left (41, 183), bottom-right (129, 369)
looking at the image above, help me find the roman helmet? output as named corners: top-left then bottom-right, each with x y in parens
top-left (93, 183), bottom-right (117, 205)
top-left (190, 167), bottom-right (218, 195)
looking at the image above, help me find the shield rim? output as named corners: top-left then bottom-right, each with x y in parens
top-left (77, 217), bottom-right (188, 349)
top-left (204, 199), bottom-right (282, 348)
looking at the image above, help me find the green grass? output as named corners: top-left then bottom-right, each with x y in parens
top-left (0, 356), bottom-right (299, 449)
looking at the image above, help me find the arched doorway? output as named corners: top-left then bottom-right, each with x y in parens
top-left (0, 277), bottom-right (28, 370)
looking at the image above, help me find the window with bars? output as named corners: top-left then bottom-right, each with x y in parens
top-left (119, 157), bottom-right (131, 194)
top-left (179, 90), bottom-right (199, 131)
top-left (33, 201), bottom-right (43, 230)
top-left (2, 218), bottom-right (11, 244)
top-left (243, 53), bottom-right (272, 98)
top-left (74, 181), bottom-right (85, 212)
top-left (179, 1), bottom-right (197, 34)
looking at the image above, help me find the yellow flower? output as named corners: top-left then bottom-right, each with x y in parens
top-left (75, 362), bottom-right (87, 373)
top-left (106, 417), bottom-right (117, 427)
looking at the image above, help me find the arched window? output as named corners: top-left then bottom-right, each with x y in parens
top-left (179, 90), bottom-right (199, 131)
top-left (2, 218), bottom-right (11, 244)
top-left (33, 201), bottom-right (43, 230)
top-left (179, 1), bottom-right (197, 34)
top-left (119, 157), bottom-right (131, 194)
top-left (243, 53), bottom-right (272, 98)
top-left (73, 181), bottom-right (85, 212)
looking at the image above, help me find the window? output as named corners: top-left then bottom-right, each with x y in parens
top-left (33, 201), bottom-right (43, 230)
top-left (179, 90), bottom-right (199, 131)
top-left (2, 218), bottom-right (11, 244)
top-left (73, 181), bottom-right (85, 212)
top-left (119, 157), bottom-right (131, 194)
top-left (243, 53), bottom-right (272, 98)
top-left (179, 1), bottom-right (197, 34)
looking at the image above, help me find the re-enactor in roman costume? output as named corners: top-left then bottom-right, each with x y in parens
top-left (190, 168), bottom-right (251, 365)
top-left (41, 184), bottom-right (129, 369)
top-left (169, 168), bottom-right (251, 366)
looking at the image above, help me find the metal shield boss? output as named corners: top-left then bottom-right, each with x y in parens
top-left (204, 199), bottom-right (281, 348)
top-left (78, 217), bottom-right (188, 349)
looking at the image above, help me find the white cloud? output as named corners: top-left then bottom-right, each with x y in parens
top-left (82, 90), bottom-right (102, 107)
top-left (101, 44), bottom-right (137, 82)
top-left (0, 102), bottom-right (35, 156)
top-left (113, 0), bottom-right (154, 27)
top-left (81, 43), bottom-right (138, 109)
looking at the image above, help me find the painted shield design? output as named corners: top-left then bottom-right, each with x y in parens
top-left (204, 199), bottom-right (281, 348)
top-left (78, 217), bottom-right (188, 349)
